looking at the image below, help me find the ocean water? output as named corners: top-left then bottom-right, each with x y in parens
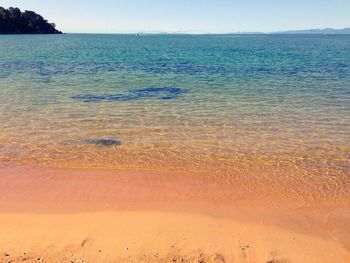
top-left (0, 34), bottom-right (349, 198)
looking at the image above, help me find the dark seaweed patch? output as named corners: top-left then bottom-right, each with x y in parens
top-left (133, 87), bottom-right (184, 100)
top-left (71, 87), bottom-right (185, 102)
top-left (86, 138), bottom-right (121, 146)
top-left (1, 59), bottom-right (349, 81)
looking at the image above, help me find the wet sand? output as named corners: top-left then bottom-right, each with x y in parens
top-left (0, 165), bottom-right (349, 262)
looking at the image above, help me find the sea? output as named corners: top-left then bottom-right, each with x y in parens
top-left (0, 34), bottom-right (349, 196)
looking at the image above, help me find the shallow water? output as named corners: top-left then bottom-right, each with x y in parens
top-left (0, 34), bottom-right (349, 201)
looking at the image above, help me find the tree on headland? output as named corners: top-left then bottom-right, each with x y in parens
top-left (0, 6), bottom-right (62, 34)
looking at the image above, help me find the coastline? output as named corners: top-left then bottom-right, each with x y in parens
top-left (0, 165), bottom-right (349, 262)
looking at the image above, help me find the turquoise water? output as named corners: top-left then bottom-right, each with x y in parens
top-left (0, 34), bottom-right (349, 186)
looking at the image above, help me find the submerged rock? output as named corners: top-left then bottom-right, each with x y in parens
top-left (71, 86), bottom-right (185, 102)
top-left (85, 138), bottom-right (121, 146)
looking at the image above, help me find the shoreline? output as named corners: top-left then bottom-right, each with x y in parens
top-left (0, 165), bottom-right (349, 262)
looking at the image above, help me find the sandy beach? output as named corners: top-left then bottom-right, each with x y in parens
top-left (0, 165), bottom-right (349, 262)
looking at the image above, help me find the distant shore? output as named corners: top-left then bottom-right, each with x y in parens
top-left (0, 165), bottom-right (349, 262)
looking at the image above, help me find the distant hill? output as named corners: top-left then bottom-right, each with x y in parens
top-left (273, 28), bottom-right (350, 35)
top-left (0, 6), bottom-right (62, 34)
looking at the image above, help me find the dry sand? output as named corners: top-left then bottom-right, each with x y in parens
top-left (0, 165), bottom-right (349, 262)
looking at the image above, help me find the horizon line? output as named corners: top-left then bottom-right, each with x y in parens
top-left (60, 27), bottom-right (350, 35)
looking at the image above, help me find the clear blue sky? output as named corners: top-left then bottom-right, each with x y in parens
top-left (2, 0), bottom-right (349, 33)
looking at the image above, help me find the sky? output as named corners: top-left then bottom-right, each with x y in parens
top-left (1, 0), bottom-right (349, 33)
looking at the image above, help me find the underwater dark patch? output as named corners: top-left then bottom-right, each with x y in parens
top-left (85, 138), bottom-right (121, 146)
top-left (71, 86), bottom-right (185, 102)
top-left (1, 58), bottom-right (349, 81)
